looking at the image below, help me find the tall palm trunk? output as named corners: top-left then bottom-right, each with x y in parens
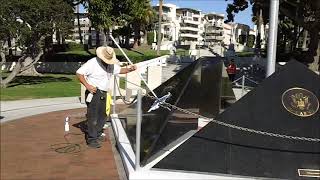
top-left (157, 0), bottom-right (163, 55)
top-left (76, 5), bottom-right (83, 44)
top-left (143, 29), bottom-right (148, 45)
top-left (256, 8), bottom-right (263, 50)
top-left (88, 26), bottom-right (92, 48)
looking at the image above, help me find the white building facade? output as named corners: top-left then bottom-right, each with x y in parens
top-left (203, 13), bottom-right (224, 46)
top-left (176, 8), bottom-right (202, 45)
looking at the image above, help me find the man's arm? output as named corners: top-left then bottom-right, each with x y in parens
top-left (76, 73), bottom-right (97, 94)
top-left (119, 64), bottom-right (137, 74)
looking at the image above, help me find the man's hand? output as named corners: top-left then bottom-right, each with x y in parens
top-left (86, 84), bottom-right (97, 94)
top-left (127, 65), bottom-right (137, 72)
top-left (120, 64), bottom-right (137, 74)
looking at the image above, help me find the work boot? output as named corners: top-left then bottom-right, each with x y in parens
top-left (97, 135), bottom-right (106, 142)
top-left (87, 141), bottom-right (101, 148)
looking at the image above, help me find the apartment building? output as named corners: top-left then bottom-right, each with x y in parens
top-left (153, 5), bottom-right (227, 47)
top-left (153, 4), bottom-right (180, 42)
top-left (72, 13), bottom-right (91, 43)
top-left (223, 23), bottom-right (233, 46)
top-left (203, 13), bottom-right (224, 46)
top-left (176, 8), bottom-right (202, 45)
top-left (65, 11), bottom-right (103, 46)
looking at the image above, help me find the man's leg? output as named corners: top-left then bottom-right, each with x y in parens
top-left (96, 91), bottom-right (107, 138)
top-left (86, 92), bottom-right (101, 147)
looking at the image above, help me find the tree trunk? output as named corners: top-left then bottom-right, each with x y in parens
top-left (56, 29), bottom-right (61, 44)
top-left (96, 30), bottom-right (100, 48)
top-left (307, 28), bottom-right (319, 72)
top-left (1, 49), bottom-right (44, 88)
top-left (255, 9), bottom-right (263, 50)
top-left (103, 28), bottom-right (109, 46)
top-left (308, 38), bottom-right (320, 72)
top-left (7, 35), bottom-right (12, 56)
top-left (143, 30), bottom-right (148, 45)
top-left (157, 0), bottom-right (163, 55)
top-left (88, 26), bottom-right (92, 48)
top-left (1, 57), bottom-right (24, 88)
top-left (1, 45), bottom-right (6, 66)
top-left (302, 30), bottom-right (308, 49)
top-left (19, 57), bottom-right (43, 76)
top-left (0, 48), bottom-right (4, 83)
top-left (76, 5), bottom-right (83, 44)
top-left (61, 32), bottom-right (66, 44)
top-left (125, 35), bottom-right (130, 48)
top-left (133, 23), bottom-right (140, 49)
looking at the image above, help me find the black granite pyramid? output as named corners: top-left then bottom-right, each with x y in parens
top-left (155, 60), bottom-right (320, 179)
top-left (124, 57), bottom-right (235, 165)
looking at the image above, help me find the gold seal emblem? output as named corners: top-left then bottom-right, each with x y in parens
top-left (282, 88), bottom-right (319, 117)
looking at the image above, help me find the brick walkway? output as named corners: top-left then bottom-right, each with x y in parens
top-left (1, 108), bottom-right (122, 180)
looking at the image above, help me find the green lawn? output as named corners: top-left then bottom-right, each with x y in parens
top-left (1, 74), bottom-right (80, 101)
top-left (1, 45), bottom-right (177, 101)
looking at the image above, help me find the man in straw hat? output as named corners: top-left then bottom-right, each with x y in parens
top-left (76, 46), bottom-right (136, 148)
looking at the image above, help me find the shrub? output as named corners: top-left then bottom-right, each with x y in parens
top-left (238, 35), bottom-right (247, 45)
top-left (147, 32), bottom-right (154, 45)
top-left (67, 42), bottom-right (84, 51)
top-left (247, 35), bottom-right (255, 48)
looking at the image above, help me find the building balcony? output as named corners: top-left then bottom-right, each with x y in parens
top-left (205, 36), bottom-right (224, 41)
top-left (192, 14), bottom-right (201, 18)
top-left (162, 14), bottom-right (173, 22)
top-left (206, 23), bottom-right (223, 28)
top-left (205, 29), bottom-right (223, 34)
top-left (180, 26), bottom-right (199, 32)
top-left (180, 33), bottom-right (199, 38)
top-left (182, 19), bottom-right (200, 25)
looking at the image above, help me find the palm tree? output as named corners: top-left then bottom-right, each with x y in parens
top-left (130, 0), bottom-right (154, 49)
top-left (157, 0), bottom-right (163, 55)
top-left (76, 4), bottom-right (83, 44)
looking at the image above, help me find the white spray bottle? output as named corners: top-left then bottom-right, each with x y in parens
top-left (65, 117), bottom-right (70, 132)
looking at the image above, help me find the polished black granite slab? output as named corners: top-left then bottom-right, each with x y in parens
top-left (122, 57), bottom-right (234, 165)
top-left (155, 60), bottom-right (320, 179)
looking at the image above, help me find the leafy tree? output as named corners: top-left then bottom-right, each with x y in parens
top-left (65, 0), bottom-right (88, 44)
top-left (0, 0), bottom-right (74, 88)
top-left (87, 0), bottom-right (127, 47)
top-left (225, 0), bottom-right (320, 71)
top-left (125, 0), bottom-right (155, 48)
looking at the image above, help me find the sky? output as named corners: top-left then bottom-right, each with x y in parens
top-left (151, 0), bottom-right (254, 28)
top-left (79, 0), bottom-right (254, 29)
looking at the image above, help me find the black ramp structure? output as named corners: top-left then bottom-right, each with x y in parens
top-left (155, 60), bottom-right (320, 179)
top-left (123, 57), bottom-right (234, 165)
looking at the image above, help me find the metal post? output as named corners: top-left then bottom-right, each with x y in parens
top-left (135, 89), bottom-right (142, 170)
top-left (241, 75), bottom-right (245, 97)
top-left (266, 0), bottom-right (279, 77)
top-left (113, 75), bottom-right (117, 115)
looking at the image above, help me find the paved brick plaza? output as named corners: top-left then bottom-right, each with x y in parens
top-left (1, 108), bottom-right (123, 180)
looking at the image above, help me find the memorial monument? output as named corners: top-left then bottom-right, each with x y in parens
top-left (115, 60), bottom-right (319, 179)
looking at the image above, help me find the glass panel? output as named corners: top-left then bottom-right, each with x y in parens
top-left (121, 58), bottom-right (235, 165)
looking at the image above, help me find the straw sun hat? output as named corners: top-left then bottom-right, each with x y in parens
top-left (96, 46), bottom-right (118, 65)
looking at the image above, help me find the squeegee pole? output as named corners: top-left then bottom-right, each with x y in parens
top-left (109, 34), bottom-right (158, 99)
